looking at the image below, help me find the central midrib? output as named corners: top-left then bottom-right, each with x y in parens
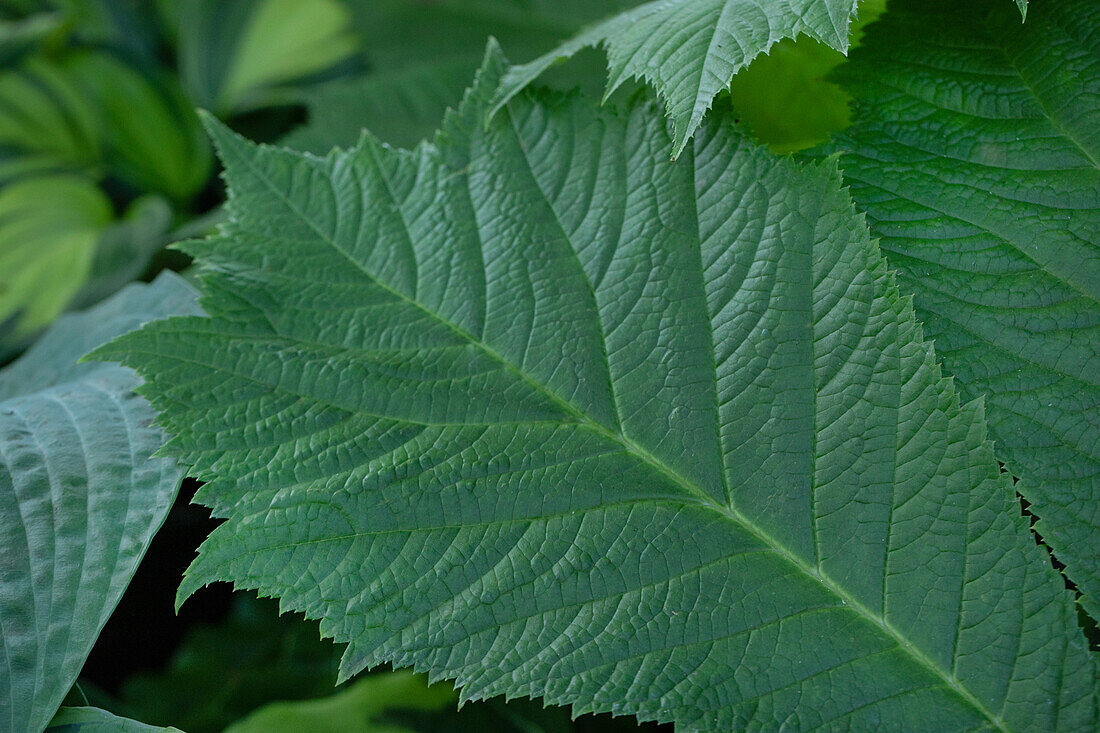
top-left (230, 140), bottom-right (1010, 731)
top-left (382, 277), bottom-right (1008, 731)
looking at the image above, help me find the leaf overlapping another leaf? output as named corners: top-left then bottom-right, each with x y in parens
top-left (286, 0), bottom-right (634, 152)
top-left (490, 0), bottom-right (862, 157)
top-left (96, 52), bottom-right (1095, 731)
top-left (817, 0), bottom-right (1100, 621)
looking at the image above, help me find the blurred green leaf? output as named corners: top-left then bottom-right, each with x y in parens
top-left (0, 273), bottom-right (198, 733)
top-left (173, 0), bottom-right (359, 116)
top-left (727, 0), bottom-right (885, 153)
top-left (284, 59), bottom-right (477, 153)
top-left (289, 0), bottom-right (630, 150)
top-left (0, 11), bottom-right (64, 65)
top-left (111, 595), bottom-right (614, 733)
top-left (61, 50), bottom-right (211, 199)
top-left (224, 671), bottom-right (455, 733)
top-left (47, 707), bottom-right (182, 732)
top-left (50, 0), bottom-right (160, 59)
top-left (0, 54), bottom-right (102, 174)
top-left (0, 49), bottom-right (211, 198)
top-left (0, 173), bottom-right (110, 338)
top-left (72, 194), bottom-right (174, 310)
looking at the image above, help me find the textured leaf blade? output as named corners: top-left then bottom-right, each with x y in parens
top-left (0, 273), bottom-right (199, 733)
top-left (817, 0), bottom-right (1100, 619)
top-left (98, 54), bottom-right (1094, 731)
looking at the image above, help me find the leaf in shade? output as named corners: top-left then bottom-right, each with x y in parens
top-left (98, 50), bottom-right (1094, 731)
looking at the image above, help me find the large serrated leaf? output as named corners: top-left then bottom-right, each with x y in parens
top-left (0, 273), bottom-right (199, 733)
top-left (816, 0), bottom-right (1100, 621)
top-left (96, 51), bottom-right (1095, 731)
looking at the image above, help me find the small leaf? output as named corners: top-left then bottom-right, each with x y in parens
top-left (0, 273), bottom-right (200, 733)
top-left (816, 0), bottom-right (1100, 620)
top-left (100, 52), bottom-right (1095, 730)
top-left (727, 0), bottom-right (885, 153)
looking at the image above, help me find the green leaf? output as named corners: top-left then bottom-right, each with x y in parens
top-left (70, 195), bottom-right (174, 312)
top-left (60, 51), bottom-right (211, 200)
top-left (224, 671), bottom-right (455, 733)
top-left (98, 52), bottom-right (1095, 731)
top-left (46, 707), bottom-right (181, 733)
top-left (726, 0), bottom-right (884, 153)
top-left (0, 173), bottom-right (111, 338)
top-left (288, 0), bottom-right (631, 151)
top-left (816, 0), bottom-right (1100, 621)
top-left (489, 0), bottom-right (866, 157)
top-left (0, 12), bottom-right (64, 66)
top-left (489, 0), bottom-right (1029, 157)
top-left (0, 49), bottom-right (211, 198)
top-left (0, 273), bottom-right (200, 733)
top-left (172, 0), bottom-right (359, 116)
top-left (0, 55), bottom-right (102, 175)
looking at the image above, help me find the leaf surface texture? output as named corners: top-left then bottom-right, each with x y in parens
top-left (99, 55), bottom-right (1095, 731)
top-left (0, 273), bottom-right (198, 733)
top-left (819, 0), bottom-right (1100, 620)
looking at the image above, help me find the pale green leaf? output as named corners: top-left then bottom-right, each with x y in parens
top-left (817, 0), bottom-right (1100, 620)
top-left (224, 671), bottom-right (455, 733)
top-left (0, 55), bottom-right (102, 174)
top-left (171, 0), bottom-right (359, 116)
top-left (727, 0), bottom-right (884, 153)
top-left (59, 51), bottom-right (211, 200)
top-left (0, 49), bottom-right (210, 199)
top-left (46, 707), bottom-right (181, 733)
top-left (0, 273), bottom-right (199, 733)
top-left (98, 52), bottom-right (1095, 731)
top-left (0, 174), bottom-right (111, 338)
